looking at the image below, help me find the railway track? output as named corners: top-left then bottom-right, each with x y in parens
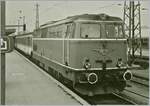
top-left (134, 56), bottom-right (149, 69)
top-left (119, 79), bottom-right (149, 105)
top-left (131, 75), bottom-right (149, 87)
top-left (81, 93), bottom-right (136, 105)
top-left (124, 89), bottom-right (148, 99)
top-left (112, 93), bottom-right (137, 104)
top-left (16, 50), bottom-right (146, 105)
top-left (128, 65), bottom-right (149, 86)
top-left (119, 89), bottom-right (149, 105)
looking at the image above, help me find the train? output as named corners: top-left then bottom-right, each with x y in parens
top-left (15, 13), bottom-right (132, 96)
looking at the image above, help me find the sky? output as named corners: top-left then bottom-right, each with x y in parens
top-left (6, 1), bottom-right (150, 37)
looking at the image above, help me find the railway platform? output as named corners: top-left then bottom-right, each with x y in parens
top-left (5, 51), bottom-right (82, 105)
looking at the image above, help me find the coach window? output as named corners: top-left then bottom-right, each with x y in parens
top-left (41, 28), bottom-right (48, 38)
top-left (66, 24), bottom-right (73, 38)
top-left (57, 31), bottom-right (62, 38)
top-left (56, 25), bottom-right (63, 38)
top-left (80, 23), bottom-right (101, 38)
top-left (47, 27), bottom-right (51, 38)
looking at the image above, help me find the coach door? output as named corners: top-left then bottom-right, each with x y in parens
top-left (64, 24), bottom-right (72, 66)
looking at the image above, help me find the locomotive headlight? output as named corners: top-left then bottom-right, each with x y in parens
top-left (83, 58), bottom-right (91, 70)
top-left (87, 73), bottom-right (98, 84)
top-left (123, 70), bottom-right (132, 81)
top-left (116, 58), bottom-right (124, 68)
top-left (79, 73), bottom-right (98, 84)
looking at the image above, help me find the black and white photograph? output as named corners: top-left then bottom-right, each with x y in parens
top-left (0, 0), bottom-right (149, 105)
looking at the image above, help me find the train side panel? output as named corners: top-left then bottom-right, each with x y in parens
top-left (32, 39), bottom-right (76, 81)
top-left (32, 39), bottom-right (64, 64)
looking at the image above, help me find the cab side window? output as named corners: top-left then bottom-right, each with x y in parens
top-left (66, 24), bottom-right (74, 38)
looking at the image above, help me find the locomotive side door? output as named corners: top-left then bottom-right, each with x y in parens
top-left (64, 24), bottom-right (72, 66)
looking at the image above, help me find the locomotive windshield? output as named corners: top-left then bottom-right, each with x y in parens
top-left (80, 23), bottom-right (101, 38)
top-left (80, 22), bottom-right (124, 39)
top-left (105, 23), bottom-right (123, 38)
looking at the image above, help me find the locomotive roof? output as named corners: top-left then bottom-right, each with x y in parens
top-left (40, 13), bottom-right (123, 28)
top-left (15, 32), bottom-right (33, 37)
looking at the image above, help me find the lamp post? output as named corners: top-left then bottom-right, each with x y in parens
top-left (23, 16), bottom-right (26, 32)
top-left (0, 1), bottom-right (6, 105)
top-left (17, 19), bottom-right (20, 34)
top-left (17, 10), bottom-right (22, 34)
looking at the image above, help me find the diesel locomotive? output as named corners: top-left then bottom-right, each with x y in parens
top-left (15, 14), bottom-right (132, 96)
